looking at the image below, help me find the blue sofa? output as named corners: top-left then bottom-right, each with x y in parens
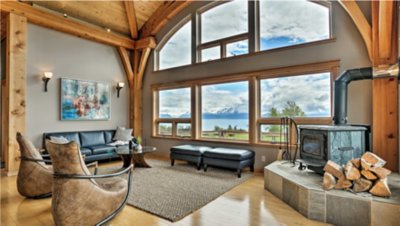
top-left (43, 130), bottom-right (124, 163)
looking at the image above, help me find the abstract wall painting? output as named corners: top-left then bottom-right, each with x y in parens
top-left (61, 78), bottom-right (111, 120)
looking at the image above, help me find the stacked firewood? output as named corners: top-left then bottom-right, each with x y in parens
top-left (322, 152), bottom-right (391, 197)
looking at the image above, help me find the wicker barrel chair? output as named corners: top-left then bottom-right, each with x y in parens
top-left (46, 140), bottom-right (132, 226)
top-left (16, 132), bottom-right (53, 198)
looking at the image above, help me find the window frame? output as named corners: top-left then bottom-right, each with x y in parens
top-left (154, 16), bottom-right (192, 70)
top-left (152, 85), bottom-right (194, 138)
top-left (155, 0), bottom-right (333, 71)
top-left (152, 60), bottom-right (339, 147)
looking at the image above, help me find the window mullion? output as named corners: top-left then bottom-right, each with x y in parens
top-left (248, 0), bottom-right (259, 53)
top-left (192, 12), bottom-right (199, 64)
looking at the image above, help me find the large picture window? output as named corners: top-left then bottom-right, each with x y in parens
top-left (155, 87), bottom-right (192, 137)
top-left (201, 81), bottom-right (249, 140)
top-left (156, 0), bottom-right (331, 70)
top-left (152, 61), bottom-right (337, 146)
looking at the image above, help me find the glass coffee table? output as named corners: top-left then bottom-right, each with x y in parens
top-left (116, 146), bottom-right (157, 168)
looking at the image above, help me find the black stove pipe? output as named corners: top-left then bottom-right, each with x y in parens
top-left (333, 67), bottom-right (373, 125)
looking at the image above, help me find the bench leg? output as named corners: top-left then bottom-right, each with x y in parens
top-left (237, 169), bottom-right (242, 178)
top-left (197, 162), bottom-right (201, 170)
top-left (204, 164), bottom-right (208, 172)
top-left (250, 165), bottom-right (254, 172)
top-left (171, 159), bottom-right (175, 166)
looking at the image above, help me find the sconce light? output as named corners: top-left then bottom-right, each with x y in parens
top-left (116, 82), bottom-right (124, 98)
top-left (42, 72), bottom-right (53, 92)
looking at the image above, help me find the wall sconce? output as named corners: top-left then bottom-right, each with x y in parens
top-left (42, 72), bottom-right (53, 92)
top-left (116, 82), bottom-right (124, 98)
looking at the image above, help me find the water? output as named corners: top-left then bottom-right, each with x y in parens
top-left (202, 119), bottom-right (249, 131)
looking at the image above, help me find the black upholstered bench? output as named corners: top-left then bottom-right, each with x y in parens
top-left (170, 145), bottom-right (212, 170)
top-left (203, 148), bottom-right (255, 178)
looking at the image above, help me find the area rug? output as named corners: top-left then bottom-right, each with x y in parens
top-left (103, 159), bottom-right (252, 222)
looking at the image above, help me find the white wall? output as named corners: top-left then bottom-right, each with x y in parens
top-left (141, 1), bottom-right (373, 169)
top-left (26, 24), bottom-right (129, 147)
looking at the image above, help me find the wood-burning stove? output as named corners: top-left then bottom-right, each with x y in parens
top-left (298, 125), bottom-right (367, 174)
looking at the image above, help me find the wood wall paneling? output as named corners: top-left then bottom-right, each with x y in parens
top-left (5, 13), bottom-right (27, 175)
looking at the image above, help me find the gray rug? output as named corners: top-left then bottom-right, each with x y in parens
top-left (103, 159), bottom-right (252, 222)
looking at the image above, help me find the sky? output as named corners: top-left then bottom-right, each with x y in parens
top-left (159, 0), bottom-right (329, 68)
top-left (261, 72), bottom-right (331, 117)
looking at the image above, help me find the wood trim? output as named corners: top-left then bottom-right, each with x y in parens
top-left (140, 1), bottom-right (192, 38)
top-left (338, 0), bottom-right (372, 61)
top-left (124, 1), bottom-right (138, 39)
top-left (372, 77), bottom-right (399, 172)
top-left (198, 33), bottom-right (248, 50)
top-left (1, 1), bottom-right (135, 49)
top-left (5, 13), bottom-right (27, 175)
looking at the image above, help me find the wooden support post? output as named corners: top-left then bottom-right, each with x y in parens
top-left (5, 13), bottom-right (27, 176)
top-left (371, 0), bottom-right (399, 172)
top-left (372, 77), bottom-right (399, 172)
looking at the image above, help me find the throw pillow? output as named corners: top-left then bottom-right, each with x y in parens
top-left (113, 126), bottom-right (133, 141)
top-left (50, 136), bottom-right (69, 144)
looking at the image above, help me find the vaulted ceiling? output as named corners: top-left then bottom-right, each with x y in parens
top-left (0, 1), bottom-right (191, 42)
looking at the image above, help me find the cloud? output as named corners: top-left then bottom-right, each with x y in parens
top-left (202, 82), bottom-right (249, 113)
top-left (260, 0), bottom-right (330, 42)
top-left (260, 73), bottom-right (331, 117)
top-left (201, 0), bottom-right (248, 43)
top-left (159, 21), bottom-right (191, 69)
top-left (159, 88), bottom-right (191, 117)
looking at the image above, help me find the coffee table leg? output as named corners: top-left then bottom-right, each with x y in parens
top-left (132, 153), bottom-right (151, 168)
top-left (120, 155), bottom-right (132, 168)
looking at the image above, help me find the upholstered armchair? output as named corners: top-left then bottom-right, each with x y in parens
top-left (16, 132), bottom-right (53, 198)
top-left (46, 140), bottom-right (132, 226)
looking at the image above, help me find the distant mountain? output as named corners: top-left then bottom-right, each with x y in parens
top-left (202, 107), bottom-right (248, 119)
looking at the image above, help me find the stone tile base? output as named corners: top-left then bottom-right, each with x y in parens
top-left (264, 161), bottom-right (400, 226)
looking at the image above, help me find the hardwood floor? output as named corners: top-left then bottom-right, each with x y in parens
top-left (1, 159), bottom-right (330, 226)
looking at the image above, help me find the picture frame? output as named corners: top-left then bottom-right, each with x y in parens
top-left (60, 78), bottom-right (111, 121)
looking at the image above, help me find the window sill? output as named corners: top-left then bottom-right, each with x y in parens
top-left (151, 135), bottom-right (297, 149)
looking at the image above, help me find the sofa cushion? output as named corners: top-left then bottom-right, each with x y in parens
top-left (104, 131), bottom-right (115, 144)
top-left (80, 132), bottom-right (106, 147)
top-left (113, 127), bottom-right (133, 141)
top-left (203, 148), bottom-right (254, 161)
top-left (88, 145), bottom-right (116, 155)
top-left (80, 148), bottom-right (93, 156)
top-left (170, 145), bottom-right (212, 156)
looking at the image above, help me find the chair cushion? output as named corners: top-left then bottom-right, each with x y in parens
top-left (80, 148), bottom-right (92, 156)
top-left (104, 131), bottom-right (115, 144)
top-left (80, 132), bottom-right (106, 147)
top-left (88, 145), bottom-right (116, 155)
top-left (45, 132), bottom-right (81, 147)
top-left (170, 145), bottom-right (212, 156)
top-left (203, 148), bottom-right (254, 161)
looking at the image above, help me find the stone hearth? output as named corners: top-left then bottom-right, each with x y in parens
top-left (264, 161), bottom-right (400, 226)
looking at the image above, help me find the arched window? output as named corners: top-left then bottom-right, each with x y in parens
top-left (260, 0), bottom-right (330, 50)
top-left (156, 0), bottom-right (331, 70)
top-left (158, 20), bottom-right (191, 70)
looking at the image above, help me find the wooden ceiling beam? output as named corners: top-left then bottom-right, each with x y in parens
top-left (1, 1), bottom-right (135, 49)
top-left (135, 36), bottom-right (156, 49)
top-left (117, 47), bottom-right (134, 88)
top-left (338, 0), bottom-right (372, 61)
top-left (372, 0), bottom-right (398, 66)
top-left (140, 0), bottom-right (192, 38)
top-left (124, 1), bottom-right (138, 39)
